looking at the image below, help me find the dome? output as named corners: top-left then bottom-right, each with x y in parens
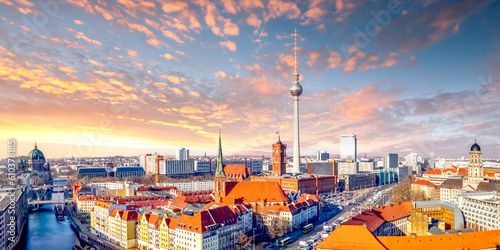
top-left (290, 83), bottom-right (303, 97)
top-left (28, 144), bottom-right (45, 160)
top-left (470, 142), bottom-right (481, 152)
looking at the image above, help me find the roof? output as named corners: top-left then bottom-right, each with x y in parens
top-left (176, 206), bottom-right (237, 234)
top-left (316, 225), bottom-right (387, 250)
top-left (377, 229), bottom-right (500, 250)
top-left (477, 181), bottom-right (500, 192)
top-left (224, 181), bottom-right (289, 203)
top-left (224, 164), bottom-right (250, 176)
top-left (412, 179), bottom-right (435, 187)
top-left (423, 169), bottom-right (442, 175)
top-left (342, 210), bottom-right (385, 232)
top-left (78, 168), bottom-right (107, 173)
top-left (115, 167), bottom-right (145, 172)
top-left (109, 208), bottom-right (138, 221)
top-left (440, 179), bottom-right (463, 189)
top-left (374, 202), bottom-right (413, 222)
top-left (316, 226), bottom-right (500, 250)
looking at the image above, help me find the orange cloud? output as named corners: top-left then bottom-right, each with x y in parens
top-left (160, 75), bottom-right (186, 84)
top-left (214, 71), bottom-right (227, 78)
top-left (220, 40), bottom-right (237, 51)
top-left (127, 49), bottom-right (140, 58)
top-left (162, 53), bottom-right (177, 60)
top-left (74, 20), bottom-right (85, 25)
top-left (88, 59), bottom-right (104, 67)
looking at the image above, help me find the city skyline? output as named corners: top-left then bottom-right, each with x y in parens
top-left (1, 0), bottom-right (500, 158)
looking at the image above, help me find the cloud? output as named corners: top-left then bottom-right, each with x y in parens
top-left (74, 20), bottom-right (85, 25)
top-left (214, 71), bottom-right (227, 78)
top-left (220, 40), bottom-right (237, 51)
top-left (66, 27), bottom-right (102, 46)
top-left (127, 50), bottom-right (140, 58)
top-left (265, 0), bottom-right (301, 21)
top-left (160, 75), bottom-right (186, 84)
top-left (162, 53), bottom-right (178, 60)
top-left (88, 59), bottom-right (104, 67)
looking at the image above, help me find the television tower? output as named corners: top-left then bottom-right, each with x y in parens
top-left (290, 28), bottom-right (303, 174)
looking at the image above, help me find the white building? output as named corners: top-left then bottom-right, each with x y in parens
top-left (194, 161), bottom-right (211, 173)
top-left (337, 161), bottom-right (359, 175)
top-left (157, 180), bottom-right (214, 192)
top-left (358, 161), bottom-right (375, 172)
top-left (340, 135), bottom-right (357, 162)
top-left (175, 148), bottom-right (189, 161)
top-left (159, 160), bottom-right (195, 175)
top-left (455, 191), bottom-right (500, 231)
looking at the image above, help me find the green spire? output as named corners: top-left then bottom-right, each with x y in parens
top-left (215, 130), bottom-right (225, 177)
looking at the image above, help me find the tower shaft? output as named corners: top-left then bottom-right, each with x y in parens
top-left (293, 96), bottom-right (300, 174)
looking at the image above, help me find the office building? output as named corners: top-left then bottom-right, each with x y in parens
top-left (337, 161), bottom-right (359, 175)
top-left (175, 148), bottom-right (189, 161)
top-left (317, 150), bottom-right (329, 161)
top-left (455, 191), bottom-right (500, 231)
top-left (430, 152), bottom-right (435, 169)
top-left (383, 153), bottom-right (398, 169)
top-left (340, 135), bottom-right (357, 162)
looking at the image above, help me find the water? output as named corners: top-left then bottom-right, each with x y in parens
top-left (19, 179), bottom-right (80, 250)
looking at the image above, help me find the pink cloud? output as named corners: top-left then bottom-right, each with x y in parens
top-left (265, 0), bottom-right (301, 21)
top-left (74, 20), bottom-right (85, 25)
top-left (220, 40), bottom-right (237, 51)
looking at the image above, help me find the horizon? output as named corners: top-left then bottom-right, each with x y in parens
top-left (1, 0), bottom-right (500, 159)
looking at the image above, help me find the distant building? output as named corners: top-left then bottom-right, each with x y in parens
top-left (307, 161), bottom-right (334, 175)
top-left (359, 161), bottom-right (376, 172)
top-left (114, 167), bottom-right (145, 178)
top-left (383, 153), bottom-right (398, 169)
top-left (430, 152), bottom-right (435, 168)
top-left (337, 161), bottom-right (358, 175)
top-left (175, 148), bottom-right (189, 161)
top-left (159, 159), bottom-right (195, 175)
top-left (340, 135), bottom-right (357, 161)
top-left (194, 160), bottom-right (211, 173)
top-left (338, 173), bottom-right (376, 191)
top-left (250, 175), bottom-right (337, 195)
top-left (317, 150), bottom-right (329, 161)
top-left (78, 167), bottom-right (108, 179)
top-left (158, 180), bottom-right (214, 192)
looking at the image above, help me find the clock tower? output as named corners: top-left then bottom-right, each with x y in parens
top-left (271, 135), bottom-right (287, 176)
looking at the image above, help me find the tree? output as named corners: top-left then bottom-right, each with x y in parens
top-left (234, 231), bottom-right (252, 250)
top-left (267, 218), bottom-right (289, 240)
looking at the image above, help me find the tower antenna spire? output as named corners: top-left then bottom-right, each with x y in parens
top-left (294, 27), bottom-right (297, 74)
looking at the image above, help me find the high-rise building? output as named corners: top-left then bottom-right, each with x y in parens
top-left (271, 135), bottom-right (287, 176)
top-left (430, 152), bottom-right (435, 169)
top-left (290, 28), bottom-right (303, 174)
top-left (383, 153), bottom-right (398, 169)
top-left (340, 135), bottom-right (357, 162)
top-left (175, 148), bottom-right (189, 160)
top-left (317, 150), bottom-right (329, 161)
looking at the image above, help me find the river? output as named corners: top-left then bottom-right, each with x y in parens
top-left (18, 178), bottom-right (81, 250)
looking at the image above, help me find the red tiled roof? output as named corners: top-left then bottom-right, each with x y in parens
top-left (224, 164), bottom-right (247, 174)
top-left (374, 202), bottom-right (413, 222)
top-left (176, 206), bottom-right (238, 234)
top-left (342, 210), bottom-right (385, 232)
top-left (412, 179), bottom-right (435, 187)
top-left (109, 208), bottom-right (138, 221)
top-left (423, 169), bottom-right (442, 175)
top-left (225, 181), bottom-right (289, 203)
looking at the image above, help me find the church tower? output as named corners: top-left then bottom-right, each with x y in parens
top-left (468, 140), bottom-right (484, 180)
top-left (271, 134), bottom-right (287, 176)
top-left (214, 131), bottom-right (226, 203)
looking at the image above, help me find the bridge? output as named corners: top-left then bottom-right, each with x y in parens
top-left (28, 200), bottom-right (67, 205)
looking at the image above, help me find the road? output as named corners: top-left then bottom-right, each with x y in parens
top-left (281, 184), bottom-right (395, 249)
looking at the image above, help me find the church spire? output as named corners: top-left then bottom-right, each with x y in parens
top-left (215, 130), bottom-right (225, 177)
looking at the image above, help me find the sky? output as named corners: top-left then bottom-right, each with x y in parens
top-left (1, 0), bottom-right (500, 159)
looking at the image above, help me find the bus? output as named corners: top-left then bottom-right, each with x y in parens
top-left (303, 223), bottom-right (314, 233)
top-left (279, 237), bottom-right (291, 246)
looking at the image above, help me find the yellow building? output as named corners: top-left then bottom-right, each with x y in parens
top-left (137, 212), bottom-right (171, 250)
top-left (108, 208), bottom-right (138, 249)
